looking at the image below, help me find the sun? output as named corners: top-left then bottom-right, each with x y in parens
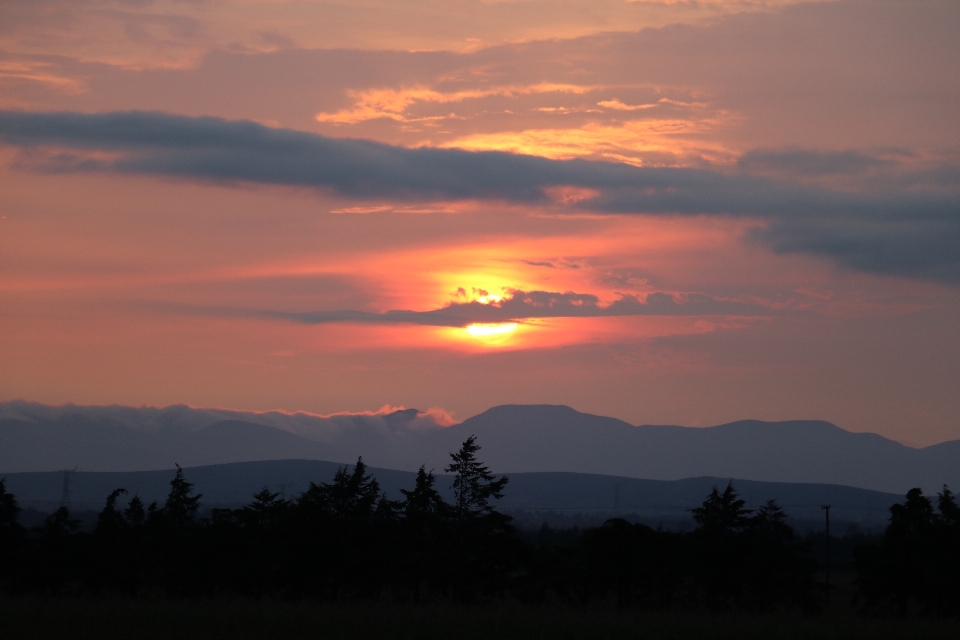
top-left (465, 322), bottom-right (518, 345)
top-left (475, 293), bottom-right (502, 305)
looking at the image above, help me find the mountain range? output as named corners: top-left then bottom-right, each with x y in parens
top-left (2, 401), bottom-right (957, 495)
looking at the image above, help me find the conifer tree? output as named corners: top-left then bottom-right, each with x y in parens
top-left (691, 482), bottom-right (752, 535)
top-left (163, 464), bottom-right (202, 528)
top-left (324, 457), bottom-right (381, 520)
top-left (401, 466), bottom-right (450, 521)
top-left (243, 487), bottom-right (286, 527)
top-left (0, 478), bottom-right (20, 530)
top-left (937, 485), bottom-right (960, 526)
top-left (43, 506), bottom-right (81, 538)
top-left (0, 479), bottom-right (26, 584)
top-left (750, 500), bottom-right (793, 542)
top-left (887, 487), bottom-right (934, 539)
top-left (96, 488), bottom-right (128, 535)
top-left (125, 495), bottom-right (146, 526)
top-left (446, 435), bottom-right (508, 520)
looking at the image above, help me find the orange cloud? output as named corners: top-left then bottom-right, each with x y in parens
top-left (0, 60), bottom-right (86, 94)
top-left (438, 119), bottom-right (737, 166)
top-left (315, 83), bottom-right (598, 125)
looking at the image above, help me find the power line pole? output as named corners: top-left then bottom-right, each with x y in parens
top-left (59, 468), bottom-right (77, 508)
top-left (822, 504), bottom-right (831, 605)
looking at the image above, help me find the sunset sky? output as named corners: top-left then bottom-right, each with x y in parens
top-left (1, 0), bottom-right (958, 445)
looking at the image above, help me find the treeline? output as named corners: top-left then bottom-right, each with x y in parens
top-left (0, 436), bottom-right (957, 615)
top-left (856, 487), bottom-right (960, 615)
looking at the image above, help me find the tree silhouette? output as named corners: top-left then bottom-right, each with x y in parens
top-left (0, 450), bottom-right (838, 608)
top-left (0, 478), bottom-right (26, 589)
top-left (43, 506), bottom-right (81, 538)
top-left (401, 466), bottom-right (450, 521)
top-left (124, 494), bottom-right (146, 527)
top-left (887, 487), bottom-right (935, 540)
top-left (0, 478), bottom-right (20, 530)
top-left (446, 435), bottom-right (508, 520)
top-left (855, 486), bottom-right (960, 616)
top-left (396, 466), bottom-right (452, 602)
top-left (937, 485), bottom-right (960, 526)
top-left (443, 436), bottom-right (516, 602)
top-left (95, 488), bottom-right (128, 536)
top-left (327, 457), bottom-right (382, 520)
top-left (750, 500), bottom-right (792, 541)
top-left (691, 482), bottom-right (752, 536)
top-left (300, 457), bottom-right (381, 521)
top-left (163, 464), bottom-right (202, 529)
top-left (241, 487), bottom-right (287, 527)
top-left (743, 500), bottom-right (819, 611)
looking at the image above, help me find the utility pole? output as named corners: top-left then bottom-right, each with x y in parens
top-left (59, 468), bottom-right (77, 508)
top-left (279, 482), bottom-right (291, 501)
top-left (822, 504), bottom-right (831, 605)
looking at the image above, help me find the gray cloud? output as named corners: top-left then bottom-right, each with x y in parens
top-left (0, 110), bottom-right (958, 284)
top-left (752, 216), bottom-right (960, 284)
top-left (737, 148), bottom-right (897, 177)
top-left (524, 260), bottom-right (557, 268)
top-left (266, 289), bottom-right (772, 327)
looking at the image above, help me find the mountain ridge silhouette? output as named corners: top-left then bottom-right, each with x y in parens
top-left (1, 401), bottom-right (956, 493)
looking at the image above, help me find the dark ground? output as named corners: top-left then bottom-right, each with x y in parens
top-left (2, 573), bottom-right (958, 640)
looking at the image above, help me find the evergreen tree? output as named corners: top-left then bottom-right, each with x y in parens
top-left (855, 487), bottom-right (957, 615)
top-left (446, 435), bottom-right (508, 520)
top-left (400, 466), bottom-right (450, 522)
top-left (691, 482), bottom-right (752, 536)
top-left (242, 487), bottom-right (287, 527)
top-left (749, 500), bottom-right (793, 542)
top-left (444, 437), bottom-right (515, 603)
top-left (0, 478), bottom-right (21, 530)
top-left (325, 457), bottom-right (382, 520)
top-left (42, 506), bottom-right (81, 539)
top-left (298, 457), bottom-right (381, 521)
top-left (96, 488), bottom-right (128, 536)
top-left (125, 495), bottom-right (146, 526)
top-left (163, 464), bottom-right (202, 528)
top-left (0, 479), bottom-right (26, 588)
top-left (743, 500), bottom-right (819, 611)
top-left (937, 485), bottom-right (960, 526)
top-left (689, 483), bottom-right (753, 609)
top-left (394, 467), bottom-right (451, 602)
top-left (887, 487), bottom-right (935, 539)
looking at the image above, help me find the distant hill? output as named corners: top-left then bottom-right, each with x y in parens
top-left (1, 459), bottom-right (902, 531)
top-left (437, 405), bottom-right (960, 495)
top-left (2, 401), bottom-right (958, 494)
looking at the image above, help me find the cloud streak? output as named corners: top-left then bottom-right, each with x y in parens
top-left (265, 289), bottom-right (773, 328)
top-left (0, 110), bottom-right (958, 284)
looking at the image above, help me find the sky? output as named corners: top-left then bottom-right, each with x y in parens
top-left (0, 0), bottom-right (958, 446)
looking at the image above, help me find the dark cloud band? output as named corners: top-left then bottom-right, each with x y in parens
top-left (263, 289), bottom-right (772, 327)
top-left (0, 110), bottom-right (957, 284)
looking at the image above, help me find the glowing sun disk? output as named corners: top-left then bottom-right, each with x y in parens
top-left (466, 322), bottom-right (516, 337)
top-left (465, 322), bottom-right (518, 345)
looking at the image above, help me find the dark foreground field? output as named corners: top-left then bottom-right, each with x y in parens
top-left (3, 586), bottom-right (959, 640)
